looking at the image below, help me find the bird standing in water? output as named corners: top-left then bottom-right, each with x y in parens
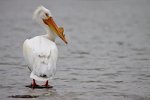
top-left (23, 6), bottom-right (67, 88)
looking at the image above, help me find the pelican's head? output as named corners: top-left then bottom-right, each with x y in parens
top-left (33, 6), bottom-right (68, 44)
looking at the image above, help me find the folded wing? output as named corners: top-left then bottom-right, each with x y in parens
top-left (23, 36), bottom-right (58, 81)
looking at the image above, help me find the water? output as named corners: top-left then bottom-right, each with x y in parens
top-left (0, 0), bottom-right (150, 100)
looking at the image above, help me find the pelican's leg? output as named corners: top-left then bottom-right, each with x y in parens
top-left (45, 80), bottom-right (49, 87)
top-left (31, 79), bottom-right (38, 88)
top-left (43, 80), bottom-right (53, 88)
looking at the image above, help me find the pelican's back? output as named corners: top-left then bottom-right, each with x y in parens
top-left (23, 36), bottom-right (58, 81)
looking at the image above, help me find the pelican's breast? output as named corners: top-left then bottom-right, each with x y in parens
top-left (23, 36), bottom-right (58, 81)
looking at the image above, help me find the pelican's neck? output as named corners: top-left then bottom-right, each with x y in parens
top-left (44, 25), bottom-right (56, 42)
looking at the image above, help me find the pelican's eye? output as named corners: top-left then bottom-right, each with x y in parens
top-left (45, 13), bottom-right (49, 17)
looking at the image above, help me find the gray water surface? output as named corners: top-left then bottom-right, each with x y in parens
top-left (0, 0), bottom-right (150, 100)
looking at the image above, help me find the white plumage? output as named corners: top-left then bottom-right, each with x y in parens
top-left (23, 35), bottom-right (58, 81)
top-left (23, 6), bottom-right (67, 87)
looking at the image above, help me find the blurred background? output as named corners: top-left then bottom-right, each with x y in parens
top-left (0, 0), bottom-right (150, 100)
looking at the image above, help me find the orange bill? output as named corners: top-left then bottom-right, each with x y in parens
top-left (43, 17), bottom-right (68, 44)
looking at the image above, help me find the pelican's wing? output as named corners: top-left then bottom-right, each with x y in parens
top-left (23, 39), bottom-right (34, 71)
top-left (23, 36), bottom-right (58, 81)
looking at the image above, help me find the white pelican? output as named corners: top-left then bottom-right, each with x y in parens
top-left (23, 6), bottom-right (67, 88)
